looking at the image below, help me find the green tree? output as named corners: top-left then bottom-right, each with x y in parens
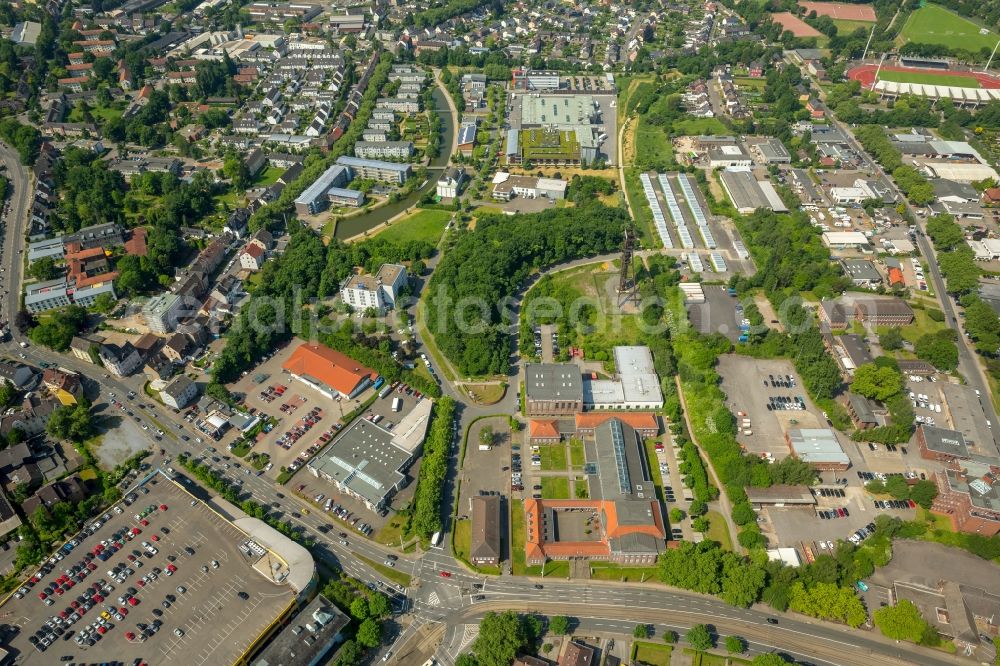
top-left (692, 516), bottom-right (710, 532)
top-left (349, 597), bottom-right (369, 620)
top-left (686, 624), bottom-right (714, 651)
top-left (873, 600), bottom-right (934, 643)
top-left (479, 425), bottom-right (494, 448)
top-left (669, 508), bottom-right (686, 523)
top-left (367, 592), bottom-right (390, 619)
top-left (662, 630), bottom-right (677, 644)
top-left (0, 381), bottom-right (16, 408)
top-left (471, 611), bottom-right (533, 666)
top-left (879, 328), bottom-right (904, 351)
top-left (725, 635), bottom-right (745, 654)
top-left (909, 480), bottom-right (938, 509)
top-left (752, 655), bottom-right (793, 666)
top-left (633, 623), bottom-right (650, 639)
top-left (885, 475), bottom-right (910, 499)
top-left (28, 256), bottom-right (60, 281)
top-left (851, 363), bottom-right (903, 402)
top-left (355, 618), bottom-right (381, 648)
top-left (731, 501), bottom-right (756, 526)
top-left (90, 292), bottom-right (117, 314)
top-left (549, 615), bottom-right (571, 635)
top-left (915, 331), bottom-right (959, 372)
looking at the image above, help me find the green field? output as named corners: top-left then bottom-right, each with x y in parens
top-left (672, 117), bottom-right (729, 136)
top-left (623, 167), bottom-right (660, 249)
top-left (899, 4), bottom-right (1000, 53)
top-left (540, 444), bottom-right (568, 471)
top-left (634, 115), bottom-right (673, 168)
top-left (632, 642), bottom-right (673, 666)
top-left (877, 69), bottom-right (982, 88)
top-left (541, 476), bottom-right (570, 499)
top-left (377, 209), bottom-right (451, 245)
top-left (704, 510), bottom-right (733, 551)
top-left (833, 18), bottom-right (873, 35)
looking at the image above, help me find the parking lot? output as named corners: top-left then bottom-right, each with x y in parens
top-left (0, 471), bottom-right (295, 666)
top-left (228, 342), bottom-right (370, 481)
top-left (292, 386), bottom-right (434, 537)
top-left (717, 356), bottom-right (827, 460)
top-left (686, 285), bottom-right (744, 341)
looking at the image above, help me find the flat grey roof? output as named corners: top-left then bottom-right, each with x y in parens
top-left (308, 419), bottom-right (410, 505)
top-left (921, 424), bottom-right (970, 458)
top-left (250, 594), bottom-right (349, 666)
top-left (592, 419), bottom-right (653, 501)
top-left (295, 164), bottom-right (349, 206)
top-left (524, 363), bottom-right (582, 402)
top-left (787, 428), bottom-right (850, 465)
top-left (614, 346), bottom-right (663, 405)
top-left (720, 169), bottom-right (777, 211)
top-left (335, 155), bottom-right (411, 173)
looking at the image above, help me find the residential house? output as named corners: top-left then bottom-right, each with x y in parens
top-left (99, 342), bottom-right (143, 377)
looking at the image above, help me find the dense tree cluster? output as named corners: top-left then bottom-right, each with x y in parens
top-left (873, 599), bottom-right (940, 645)
top-left (408, 397), bottom-right (455, 540)
top-left (427, 205), bottom-right (626, 376)
top-left (915, 329), bottom-right (960, 371)
top-left (212, 228), bottom-right (326, 384)
top-left (46, 400), bottom-right (96, 443)
top-left (853, 126), bottom-right (933, 204)
top-left (52, 147), bottom-right (128, 232)
top-left (0, 117), bottom-right (41, 165)
top-left (460, 611), bottom-right (540, 666)
top-left (320, 237), bottom-right (434, 299)
top-left (29, 305), bottom-right (88, 351)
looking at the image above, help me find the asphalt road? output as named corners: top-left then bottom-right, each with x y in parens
top-left (0, 142), bottom-right (979, 666)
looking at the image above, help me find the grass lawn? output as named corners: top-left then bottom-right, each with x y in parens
top-left (541, 476), bottom-right (570, 499)
top-left (254, 166), bottom-right (284, 187)
top-left (623, 167), bottom-right (660, 249)
top-left (464, 383), bottom-right (506, 405)
top-left (673, 117), bottom-right (729, 136)
top-left (833, 18), bottom-right (873, 35)
top-left (574, 477), bottom-right (589, 499)
top-left (899, 3), bottom-right (999, 52)
top-left (685, 650), bottom-right (751, 666)
top-left (511, 499), bottom-right (528, 575)
top-left (374, 513), bottom-right (407, 547)
top-left (569, 438), bottom-right (586, 467)
top-left (632, 642), bottom-right (673, 666)
top-left (634, 115), bottom-right (673, 168)
top-left (590, 562), bottom-right (660, 582)
top-left (377, 209), bottom-right (451, 245)
top-left (733, 77), bottom-right (766, 91)
top-left (877, 70), bottom-right (982, 88)
top-left (705, 510), bottom-right (733, 551)
top-left (540, 444), bottom-right (568, 471)
top-left (896, 308), bottom-right (948, 345)
top-left (354, 553), bottom-right (412, 587)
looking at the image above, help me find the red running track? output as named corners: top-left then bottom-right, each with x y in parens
top-left (847, 63), bottom-right (1000, 89)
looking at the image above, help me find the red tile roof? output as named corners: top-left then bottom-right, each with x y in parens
top-left (282, 343), bottom-right (376, 397)
top-left (574, 412), bottom-right (659, 432)
top-left (529, 419), bottom-right (559, 438)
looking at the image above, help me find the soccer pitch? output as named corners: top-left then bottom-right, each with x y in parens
top-left (899, 4), bottom-right (999, 53)
top-left (876, 69), bottom-right (983, 89)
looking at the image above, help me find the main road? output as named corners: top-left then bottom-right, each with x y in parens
top-left (0, 143), bottom-right (973, 666)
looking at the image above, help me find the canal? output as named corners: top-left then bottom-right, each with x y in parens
top-left (333, 86), bottom-right (456, 240)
